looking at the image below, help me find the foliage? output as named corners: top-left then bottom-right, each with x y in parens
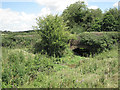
top-left (78, 32), bottom-right (119, 54)
top-left (34, 14), bottom-right (70, 57)
top-left (2, 49), bottom-right (34, 88)
top-left (91, 18), bottom-right (102, 32)
top-left (62, 1), bottom-right (88, 31)
top-left (62, 1), bottom-right (103, 33)
top-left (101, 13), bottom-right (119, 31)
top-left (2, 31), bottom-right (39, 48)
top-left (83, 8), bottom-right (103, 32)
top-left (102, 8), bottom-right (120, 32)
top-left (2, 1), bottom-right (119, 88)
top-left (62, 1), bottom-right (119, 33)
top-left (106, 8), bottom-right (119, 21)
top-left (2, 31), bottom-right (118, 88)
top-left (31, 54), bottom-right (54, 73)
top-left (22, 46), bottom-right (118, 88)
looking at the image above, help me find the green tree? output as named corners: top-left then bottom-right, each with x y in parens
top-left (91, 18), bottom-right (102, 32)
top-left (83, 8), bottom-right (103, 31)
top-left (62, 1), bottom-right (103, 33)
top-left (101, 13), bottom-right (118, 31)
top-left (106, 8), bottom-right (120, 31)
top-left (34, 15), bottom-right (70, 57)
top-left (62, 1), bottom-right (88, 32)
top-left (107, 8), bottom-right (119, 20)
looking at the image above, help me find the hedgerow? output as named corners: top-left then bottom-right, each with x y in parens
top-left (78, 32), bottom-right (119, 53)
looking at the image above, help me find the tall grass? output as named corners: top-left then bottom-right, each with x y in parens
top-left (2, 32), bottom-right (118, 88)
top-left (6, 45), bottom-right (117, 88)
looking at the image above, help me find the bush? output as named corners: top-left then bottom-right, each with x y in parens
top-left (78, 32), bottom-right (119, 53)
top-left (34, 14), bottom-right (70, 57)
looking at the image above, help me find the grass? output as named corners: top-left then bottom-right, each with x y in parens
top-left (2, 31), bottom-right (119, 88)
top-left (2, 44), bottom-right (118, 88)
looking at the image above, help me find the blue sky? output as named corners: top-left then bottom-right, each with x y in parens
top-left (2, 1), bottom-right (118, 13)
top-left (2, 2), bottom-right (43, 14)
top-left (0, 0), bottom-right (119, 31)
top-left (88, 2), bottom-right (118, 11)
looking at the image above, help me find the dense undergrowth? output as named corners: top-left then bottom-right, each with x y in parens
top-left (2, 31), bottom-right (119, 88)
top-left (2, 44), bottom-right (118, 88)
top-left (76, 32), bottom-right (119, 56)
top-left (1, 1), bottom-right (119, 88)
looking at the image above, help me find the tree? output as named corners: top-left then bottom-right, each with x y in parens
top-left (83, 8), bottom-right (103, 31)
top-left (34, 14), bottom-right (70, 57)
top-left (62, 1), bottom-right (88, 30)
top-left (107, 8), bottom-right (119, 20)
top-left (106, 8), bottom-right (120, 31)
top-left (91, 18), bottom-right (102, 32)
top-left (101, 13), bottom-right (118, 31)
top-left (62, 1), bottom-right (103, 33)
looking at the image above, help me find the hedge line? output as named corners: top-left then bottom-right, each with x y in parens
top-left (78, 32), bottom-right (119, 53)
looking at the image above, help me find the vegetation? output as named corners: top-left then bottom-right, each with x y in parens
top-left (1, 1), bottom-right (119, 88)
top-left (2, 31), bottom-right (39, 48)
top-left (2, 31), bottom-right (119, 88)
top-left (78, 32), bottom-right (119, 54)
top-left (34, 15), bottom-right (71, 57)
top-left (62, 1), bottom-right (119, 33)
top-left (2, 42), bottom-right (118, 88)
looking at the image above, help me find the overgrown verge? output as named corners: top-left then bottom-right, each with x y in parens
top-left (2, 48), bottom-right (69, 88)
top-left (2, 48), bottom-right (35, 88)
top-left (72, 32), bottom-right (119, 56)
top-left (21, 45), bottom-right (118, 88)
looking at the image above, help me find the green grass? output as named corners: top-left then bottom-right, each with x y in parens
top-left (2, 31), bottom-right (118, 88)
top-left (2, 45), bottom-right (118, 88)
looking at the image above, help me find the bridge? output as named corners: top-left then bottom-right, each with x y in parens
top-left (69, 39), bottom-right (89, 50)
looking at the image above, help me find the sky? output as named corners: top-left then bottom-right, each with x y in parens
top-left (0, 0), bottom-right (119, 32)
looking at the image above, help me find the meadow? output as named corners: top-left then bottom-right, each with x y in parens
top-left (1, 31), bottom-right (119, 88)
top-left (1, 1), bottom-right (120, 88)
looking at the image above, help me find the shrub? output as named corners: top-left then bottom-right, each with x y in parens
top-left (78, 32), bottom-right (119, 54)
top-left (34, 14), bottom-right (70, 57)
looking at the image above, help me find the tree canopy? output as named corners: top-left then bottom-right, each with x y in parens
top-left (62, 1), bottom-right (119, 33)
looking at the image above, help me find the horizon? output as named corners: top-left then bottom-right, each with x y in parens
top-left (0, 0), bottom-right (119, 32)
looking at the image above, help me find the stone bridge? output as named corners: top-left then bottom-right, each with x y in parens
top-left (68, 39), bottom-right (92, 56)
top-left (69, 39), bottom-right (89, 50)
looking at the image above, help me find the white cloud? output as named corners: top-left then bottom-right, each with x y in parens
top-left (35, 0), bottom-right (88, 13)
top-left (0, 8), bottom-right (37, 31)
top-left (113, 2), bottom-right (118, 7)
top-left (88, 6), bottom-right (98, 9)
top-left (0, 0), bottom-right (89, 32)
top-left (0, 8), bottom-right (52, 32)
top-left (38, 7), bottom-right (51, 17)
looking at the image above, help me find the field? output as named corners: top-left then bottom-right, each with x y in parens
top-left (1, 0), bottom-right (120, 89)
top-left (1, 31), bottom-right (119, 88)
